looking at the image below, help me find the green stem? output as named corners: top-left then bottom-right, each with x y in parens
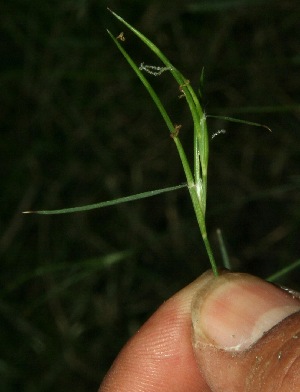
top-left (188, 184), bottom-right (218, 276)
top-left (173, 136), bottom-right (218, 276)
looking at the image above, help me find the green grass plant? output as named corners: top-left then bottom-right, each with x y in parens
top-left (106, 9), bottom-right (218, 274)
top-left (24, 9), bottom-right (220, 275)
top-left (22, 9), bottom-right (299, 282)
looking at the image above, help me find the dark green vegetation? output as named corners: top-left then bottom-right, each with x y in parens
top-left (1, 1), bottom-right (299, 390)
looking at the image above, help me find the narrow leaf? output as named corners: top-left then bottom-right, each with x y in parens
top-left (22, 184), bottom-right (187, 215)
top-left (207, 115), bottom-right (272, 132)
top-left (267, 259), bottom-right (300, 283)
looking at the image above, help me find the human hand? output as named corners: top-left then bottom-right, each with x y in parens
top-left (98, 270), bottom-right (300, 391)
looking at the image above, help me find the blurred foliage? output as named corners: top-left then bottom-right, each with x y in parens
top-left (1, 0), bottom-right (300, 390)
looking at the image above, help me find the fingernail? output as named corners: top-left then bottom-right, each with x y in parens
top-left (192, 271), bottom-right (300, 351)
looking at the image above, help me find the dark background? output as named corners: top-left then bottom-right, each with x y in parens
top-left (1, 0), bottom-right (300, 390)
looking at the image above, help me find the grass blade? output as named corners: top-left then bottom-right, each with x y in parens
top-left (207, 115), bottom-right (272, 132)
top-left (267, 259), bottom-right (300, 283)
top-left (23, 184), bottom-right (187, 215)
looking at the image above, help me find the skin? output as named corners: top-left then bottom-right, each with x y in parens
top-left (98, 270), bottom-right (300, 392)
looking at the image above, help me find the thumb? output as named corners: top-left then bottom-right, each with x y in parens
top-left (192, 270), bottom-right (300, 392)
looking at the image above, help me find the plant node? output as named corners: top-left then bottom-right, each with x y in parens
top-left (178, 79), bottom-right (190, 98)
top-left (170, 124), bottom-right (182, 138)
